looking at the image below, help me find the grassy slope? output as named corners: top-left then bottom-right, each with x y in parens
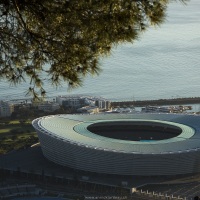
top-left (0, 120), bottom-right (38, 154)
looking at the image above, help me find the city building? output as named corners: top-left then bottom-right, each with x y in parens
top-left (0, 101), bottom-right (14, 117)
top-left (77, 106), bottom-right (99, 114)
top-left (38, 102), bottom-right (60, 112)
top-left (95, 100), bottom-right (111, 110)
top-left (56, 95), bottom-right (111, 111)
top-left (56, 95), bottom-right (88, 109)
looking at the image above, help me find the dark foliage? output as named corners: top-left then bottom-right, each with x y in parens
top-left (0, 0), bottom-right (186, 98)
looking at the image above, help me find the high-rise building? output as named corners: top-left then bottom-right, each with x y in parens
top-left (95, 100), bottom-right (111, 110)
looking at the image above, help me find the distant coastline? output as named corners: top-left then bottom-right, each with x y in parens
top-left (111, 97), bottom-right (200, 107)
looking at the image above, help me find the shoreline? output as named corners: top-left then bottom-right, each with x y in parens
top-left (111, 97), bottom-right (200, 107)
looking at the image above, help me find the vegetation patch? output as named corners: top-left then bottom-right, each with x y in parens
top-left (0, 119), bottom-right (38, 154)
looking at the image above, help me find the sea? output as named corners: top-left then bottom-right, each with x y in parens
top-left (0, 0), bottom-right (200, 101)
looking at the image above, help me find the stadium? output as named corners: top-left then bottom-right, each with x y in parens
top-left (32, 113), bottom-right (200, 176)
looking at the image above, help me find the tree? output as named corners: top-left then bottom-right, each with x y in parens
top-left (0, 0), bottom-right (186, 98)
top-left (17, 107), bottom-right (34, 119)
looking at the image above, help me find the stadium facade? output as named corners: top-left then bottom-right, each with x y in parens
top-left (32, 114), bottom-right (200, 176)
